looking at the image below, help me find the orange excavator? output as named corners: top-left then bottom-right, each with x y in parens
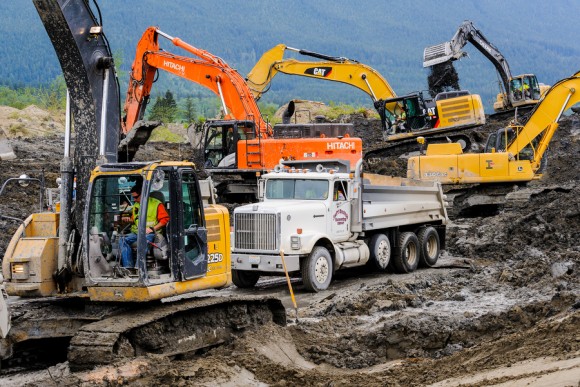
top-left (122, 27), bottom-right (362, 202)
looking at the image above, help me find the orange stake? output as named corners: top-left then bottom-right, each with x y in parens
top-left (280, 249), bottom-right (298, 321)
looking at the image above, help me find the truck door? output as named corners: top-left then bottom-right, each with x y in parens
top-left (330, 180), bottom-right (350, 241)
top-left (176, 169), bottom-right (208, 280)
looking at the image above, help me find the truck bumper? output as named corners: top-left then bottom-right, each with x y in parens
top-left (231, 253), bottom-right (301, 272)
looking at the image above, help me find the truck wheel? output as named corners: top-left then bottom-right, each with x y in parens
top-left (369, 233), bottom-right (391, 271)
top-left (392, 232), bottom-right (419, 274)
top-left (417, 227), bottom-right (440, 267)
top-left (231, 269), bottom-right (260, 288)
top-left (301, 246), bottom-right (333, 292)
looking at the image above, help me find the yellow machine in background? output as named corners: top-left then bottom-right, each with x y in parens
top-left (247, 44), bottom-right (485, 148)
top-left (408, 72), bottom-right (580, 184)
top-left (423, 20), bottom-right (550, 114)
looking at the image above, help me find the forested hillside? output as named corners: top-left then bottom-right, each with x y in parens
top-left (1, 0), bottom-right (580, 113)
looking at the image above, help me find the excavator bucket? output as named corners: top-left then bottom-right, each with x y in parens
top-left (423, 42), bottom-right (455, 67)
top-left (0, 129), bottom-right (16, 160)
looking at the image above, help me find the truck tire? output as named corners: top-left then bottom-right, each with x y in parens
top-left (231, 269), bottom-right (260, 288)
top-left (392, 232), bottom-right (419, 274)
top-left (369, 233), bottom-right (391, 271)
top-left (417, 226), bottom-right (440, 267)
top-left (301, 246), bottom-right (333, 292)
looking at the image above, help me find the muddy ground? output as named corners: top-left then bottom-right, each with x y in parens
top-left (0, 106), bottom-right (579, 386)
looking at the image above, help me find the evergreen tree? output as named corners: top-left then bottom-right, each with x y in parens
top-left (149, 96), bottom-right (165, 121)
top-left (184, 96), bottom-right (197, 123)
top-left (164, 90), bottom-right (178, 122)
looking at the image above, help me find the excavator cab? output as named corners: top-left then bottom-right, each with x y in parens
top-left (382, 94), bottom-right (430, 134)
top-left (84, 161), bottom-right (229, 301)
top-left (510, 74), bottom-right (541, 104)
top-left (484, 126), bottom-right (542, 163)
top-left (203, 120), bottom-right (257, 169)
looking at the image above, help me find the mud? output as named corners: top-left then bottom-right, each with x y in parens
top-left (0, 106), bottom-right (579, 386)
top-left (427, 62), bottom-right (461, 98)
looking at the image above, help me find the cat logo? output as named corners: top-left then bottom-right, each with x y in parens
top-left (304, 66), bottom-right (333, 78)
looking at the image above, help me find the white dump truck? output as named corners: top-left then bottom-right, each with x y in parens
top-left (231, 159), bottom-right (448, 291)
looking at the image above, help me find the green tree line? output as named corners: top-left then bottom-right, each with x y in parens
top-left (0, 79), bottom-right (280, 126)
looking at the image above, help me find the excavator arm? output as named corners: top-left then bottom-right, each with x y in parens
top-left (423, 20), bottom-right (512, 91)
top-left (124, 27), bottom-right (270, 138)
top-left (247, 44), bottom-right (397, 104)
top-left (246, 44), bottom-right (401, 130)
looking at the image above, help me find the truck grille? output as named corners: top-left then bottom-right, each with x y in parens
top-left (234, 213), bottom-right (278, 251)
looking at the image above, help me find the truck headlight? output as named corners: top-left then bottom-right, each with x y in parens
top-left (291, 235), bottom-right (301, 250)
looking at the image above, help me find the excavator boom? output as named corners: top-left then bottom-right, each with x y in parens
top-left (247, 44), bottom-right (398, 106)
top-left (124, 26), bottom-right (270, 137)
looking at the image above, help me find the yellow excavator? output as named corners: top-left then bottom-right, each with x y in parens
top-left (0, 0), bottom-right (284, 371)
top-left (423, 20), bottom-right (550, 115)
top-left (407, 71), bottom-right (580, 215)
top-left (246, 44), bottom-right (486, 155)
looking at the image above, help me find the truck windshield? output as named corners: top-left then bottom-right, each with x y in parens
top-left (266, 179), bottom-right (329, 200)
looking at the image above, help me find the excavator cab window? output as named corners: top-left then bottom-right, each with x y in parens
top-left (204, 124), bottom-right (226, 167)
top-left (485, 126), bottom-right (537, 161)
top-left (87, 174), bottom-right (144, 280)
top-left (510, 78), bottom-right (524, 101)
top-left (178, 170), bottom-right (208, 280)
top-left (403, 97), bottom-right (428, 130)
top-left (204, 121), bottom-right (256, 168)
top-left (523, 75), bottom-right (541, 100)
top-left (204, 123), bottom-right (238, 168)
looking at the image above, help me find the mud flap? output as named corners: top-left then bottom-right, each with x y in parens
top-left (0, 130), bottom-right (16, 160)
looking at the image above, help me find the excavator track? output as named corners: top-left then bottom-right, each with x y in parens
top-left (364, 125), bottom-right (489, 163)
top-left (1, 295), bottom-right (285, 372)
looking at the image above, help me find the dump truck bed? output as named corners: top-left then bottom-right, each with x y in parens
top-left (359, 174), bottom-right (448, 231)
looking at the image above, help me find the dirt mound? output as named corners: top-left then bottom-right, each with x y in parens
top-left (0, 105), bottom-right (64, 139)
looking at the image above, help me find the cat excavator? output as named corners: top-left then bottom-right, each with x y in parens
top-left (246, 44), bottom-right (486, 157)
top-left (0, 0), bottom-right (285, 371)
top-left (423, 20), bottom-right (550, 115)
top-left (407, 71), bottom-right (580, 216)
top-left (123, 29), bottom-right (362, 202)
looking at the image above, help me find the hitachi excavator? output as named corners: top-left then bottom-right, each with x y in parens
top-left (123, 29), bottom-right (362, 202)
top-left (246, 44), bottom-right (486, 157)
top-left (423, 20), bottom-right (550, 115)
top-left (0, 0), bottom-right (285, 371)
top-left (407, 71), bottom-right (580, 216)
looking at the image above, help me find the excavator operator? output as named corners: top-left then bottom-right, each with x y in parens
top-left (120, 183), bottom-right (169, 268)
top-left (389, 106), bottom-right (408, 134)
